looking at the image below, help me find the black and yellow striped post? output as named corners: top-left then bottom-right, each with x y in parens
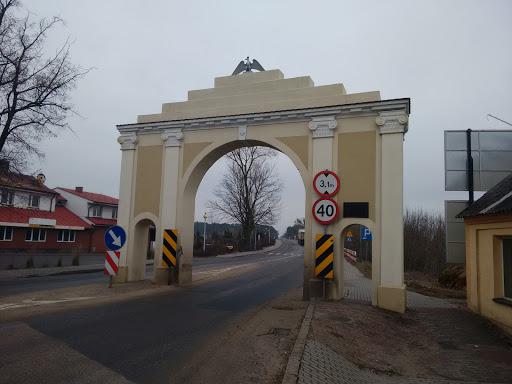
top-left (162, 229), bottom-right (178, 268)
top-left (315, 234), bottom-right (334, 279)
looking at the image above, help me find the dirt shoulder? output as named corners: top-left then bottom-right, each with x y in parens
top-left (160, 286), bottom-right (308, 384)
top-left (310, 299), bottom-right (512, 382)
top-left (404, 270), bottom-right (466, 302)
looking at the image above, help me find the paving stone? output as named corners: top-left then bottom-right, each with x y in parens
top-left (295, 259), bottom-right (512, 383)
top-left (343, 259), bottom-right (457, 308)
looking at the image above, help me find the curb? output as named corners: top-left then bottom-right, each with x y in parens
top-left (282, 301), bottom-right (315, 384)
top-left (0, 260), bottom-right (155, 280)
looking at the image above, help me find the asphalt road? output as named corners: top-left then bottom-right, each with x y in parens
top-left (0, 240), bottom-right (304, 383)
top-left (0, 253), bottom-right (106, 269)
top-left (0, 265), bottom-right (153, 297)
top-left (0, 241), bottom-right (295, 297)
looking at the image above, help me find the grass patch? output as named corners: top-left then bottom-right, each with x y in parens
top-left (353, 260), bottom-right (372, 279)
top-left (405, 270), bottom-right (466, 300)
top-left (352, 260), bottom-right (466, 301)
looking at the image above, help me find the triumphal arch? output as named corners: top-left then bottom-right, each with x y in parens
top-left (115, 69), bottom-right (410, 313)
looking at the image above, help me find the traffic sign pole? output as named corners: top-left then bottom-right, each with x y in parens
top-left (104, 250), bottom-right (120, 288)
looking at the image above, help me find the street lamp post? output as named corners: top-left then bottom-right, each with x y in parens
top-left (203, 213), bottom-right (207, 252)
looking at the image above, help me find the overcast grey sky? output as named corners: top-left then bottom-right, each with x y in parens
top-left (22, 0), bottom-right (512, 235)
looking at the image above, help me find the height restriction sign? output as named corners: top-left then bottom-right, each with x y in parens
top-left (312, 197), bottom-right (339, 224)
top-left (313, 171), bottom-right (340, 197)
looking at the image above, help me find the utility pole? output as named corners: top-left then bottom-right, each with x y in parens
top-left (467, 129), bottom-right (474, 205)
top-left (359, 225), bottom-right (362, 261)
top-left (203, 212), bottom-right (207, 252)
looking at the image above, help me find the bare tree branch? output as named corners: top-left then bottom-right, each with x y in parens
top-left (0, 0), bottom-right (90, 171)
top-left (207, 146), bottom-right (283, 251)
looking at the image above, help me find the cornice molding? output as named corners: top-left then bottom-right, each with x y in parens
top-left (376, 110), bottom-right (409, 135)
top-left (309, 116), bottom-right (337, 138)
top-left (161, 129), bottom-right (183, 147)
top-left (117, 99), bottom-right (410, 136)
top-left (117, 134), bottom-right (138, 150)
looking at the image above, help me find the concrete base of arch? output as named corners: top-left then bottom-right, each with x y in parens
top-left (378, 285), bottom-right (407, 313)
top-left (113, 266), bottom-right (128, 283)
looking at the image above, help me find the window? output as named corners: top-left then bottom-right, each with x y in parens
top-left (0, 226), bottom-right (12, 241)
top-left (112, 207), bottom-right (118, 219)
top-left (503, 238), bottom-right (512, 300)
top-left (1, 190), bottom-right (13, 205)
top-left (26, 227), bottom-right (46, 242)
top-left (91, 205), bottom-right (102, 217)
top-left (58, 229), bottom-right (76, 242)
top-left (29, 195), bottom-right (40, 208)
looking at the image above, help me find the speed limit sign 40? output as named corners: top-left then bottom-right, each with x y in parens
top-left (312, 197), bottom-right (339, 224)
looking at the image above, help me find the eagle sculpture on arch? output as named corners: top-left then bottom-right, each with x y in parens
top-left (232, 57), bottom-right (265, 75)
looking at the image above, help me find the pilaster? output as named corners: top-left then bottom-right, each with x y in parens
top-left (377, 111), bottom-right (408, 312)
top-left (309, 116), bottom-right (338, 138)
top-left (113, 134), bottom-right (138, 282)
top-left (309, 115), bottom-right (343, 300)
top-left (155, 129), bottom-right (183, 284)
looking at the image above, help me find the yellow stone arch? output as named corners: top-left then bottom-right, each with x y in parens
top-left (114, 69), bottom-right (410, 313)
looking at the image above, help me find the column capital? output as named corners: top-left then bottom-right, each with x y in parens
top-left (309, 116), bottom-right (338, 138)
top-left (161, 129), bottom-right (183, 147)
top-left (376, 111), bottom-right (409, 135)
top-left (117, 134), bottom-right (138, 150)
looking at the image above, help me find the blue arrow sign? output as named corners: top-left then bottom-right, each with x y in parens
top-left (362, 227), bottom-right (372, 241)
top-left (105, 225), bottom-right (126, 251)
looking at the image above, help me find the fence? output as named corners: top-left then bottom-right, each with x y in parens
top-left (344, 248), bottom-right (357, 263)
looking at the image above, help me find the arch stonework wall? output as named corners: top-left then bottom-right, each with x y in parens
top-left (114, 70), bottom-right (410, 313)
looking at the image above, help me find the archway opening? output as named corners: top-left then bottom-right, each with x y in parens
top-left (132, 218), bottom-right (156, 281)
top-left (187, 140), bottom-right (306, 284)
top-left (342, 224), bottom-right (373, 302)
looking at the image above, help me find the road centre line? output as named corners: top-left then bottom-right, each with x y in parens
top-left (260, 254), bottom-right (299, 263)
top-left (195, 254), bottom-right (300, 276)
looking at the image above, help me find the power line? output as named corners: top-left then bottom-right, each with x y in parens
top-left (487, 114), bottom-right (512, 127)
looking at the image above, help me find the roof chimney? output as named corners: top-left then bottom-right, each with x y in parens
top-left (0, 159), bottom-right (9, 173)
top-left (75, 187), bottom-right (83, 193)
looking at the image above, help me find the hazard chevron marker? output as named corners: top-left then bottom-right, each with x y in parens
top-left (315, 234), bottom-right (334, 279)
top-left (104, 250), bottom-right (120, 275)
top-left (162, 229), bottom-right (178, 267)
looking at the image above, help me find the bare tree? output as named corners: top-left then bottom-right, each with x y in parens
top-left (403, 208), bottom-right (446, 277)
top-left (0, 0), bottom-right (89, 171)
top-left (207, 147), bottom-right (284, 251)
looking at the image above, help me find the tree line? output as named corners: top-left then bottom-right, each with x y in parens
top-left (284, 217), bottom-right (305, 239)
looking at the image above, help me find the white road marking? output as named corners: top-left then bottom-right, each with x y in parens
top-left (194, 265), bottom-right (249, 275)
top-left (260, 255), bottom-right (299, 263)
top-left (195, 254), bottom-right (300, 277)
top-left (0, 297), bottom-right (97, 311)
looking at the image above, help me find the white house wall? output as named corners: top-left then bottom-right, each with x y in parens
top-left (11, 190), bottom-right (54, 212)
top-left (54, 189), bottom-right (90, 217)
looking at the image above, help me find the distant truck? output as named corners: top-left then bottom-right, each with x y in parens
top-left (298, 229), bottom-right (305, 246)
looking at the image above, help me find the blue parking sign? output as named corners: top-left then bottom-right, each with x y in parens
top-left (362, 227), bottom-right (372, 241)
